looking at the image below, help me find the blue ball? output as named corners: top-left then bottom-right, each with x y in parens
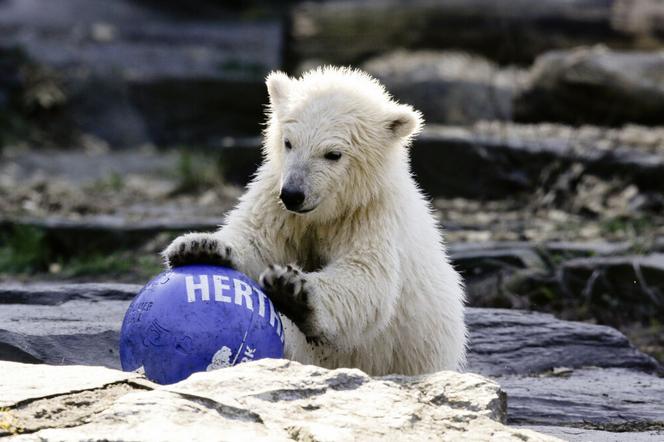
top-left (120, 264), bottom-right (285, 384)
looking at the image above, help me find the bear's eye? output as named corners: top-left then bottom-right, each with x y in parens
top-left (284, 139), bottom-right (292, 150)
top-left (324, 151), bottom-right (342, 161)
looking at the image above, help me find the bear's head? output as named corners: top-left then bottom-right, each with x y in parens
top-left (263, 66), bottom-right (423, 221)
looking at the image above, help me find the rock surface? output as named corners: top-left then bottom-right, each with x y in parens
top-left (1, 281), bottom-right (662, 439)
top-left (0, 0), bottom-right (281, 147)
top-left (361, 50), bottom-right (526, 124)
top-left (414, 123), bottom-right (664, 199)
top-left (521, 426), bottom-right (664, 442)
top-left (0, 360), bottom-right (139, 407)
top-left (515, 47), bottom-right (664, 126)
top-left (289, 0), bottom-right (664, 66)
top-left (501, 367), bottom-right (664, 427)
top-left (0, 359), bottom-right (557, 441)
top-left (465, 308), bottom-right (660, 377)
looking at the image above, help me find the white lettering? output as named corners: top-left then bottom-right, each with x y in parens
top-left (268, 298), bottom-right (279, 328)
top-left (213, 275), bottom-right (232, 303)
top-left (233, 279), bottom-right (253, 311)
top-left (254, 288), bottom-right (266, 317)
top-left (240, 346), bottom-right (256, 362)
top-left (185, 275), bottom-right (209, 302)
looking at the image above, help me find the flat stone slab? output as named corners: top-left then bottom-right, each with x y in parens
top-left (522, 426), bottom-right (664, 442)
top-left (0, 283), bottom-right (139, 366)
top-left (466, 308), bottom-right (660, 377)
top-left (0, 282), bottom-right (139, 305)
top-left (502, 367), bottom-right (664, 428)
top-left (0, 360), bottom-right (138, 407)
top-left (414, 124), bottom-right (664, 199)
top-left (2, 359), bottom-right (557, 441)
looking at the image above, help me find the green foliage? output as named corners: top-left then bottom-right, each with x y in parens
top-left (0, 225), bottom-right (49, 273)
top-left (89, 172), bottom-right (124, 192)
top-left (0, 224), bottom-right (162, 280)
top-left (600, 215), bottom-right (656, 237)
top-left (172, 151), bottom-right (224, 194)
top-left (62, 253), bottom-right (162, 279)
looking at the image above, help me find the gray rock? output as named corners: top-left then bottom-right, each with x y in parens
top-left (0, 217), bottom-right (220, 256)
top-left (559, 254), bottom-right (664, 324)
top-left (413, 124), bottom-right (664, 199)
top-left (0, 284), bottom-right (138, 367)
top-left (290, 0), bottom-right (664, 66)
top-left (465, 308), bottom-right (660, 377)
top-left (361, 50), bottom-right (526, 124)
top-left (0, 0), bottom-right (281, 147)
top-left (2, 359), bottom-right (558, 441)
top-left (502, 367), bottom-right (664, 428)
top-left (451, 241), bottom-right (659, 312)
top-left (522, 426), bottom-right (664, 442)
top-left (449, 241), bottom-right (547, 277)
top-left (0, 282), bottom-right (139, 305)
top-left (515, 47), bottom-right (664, 126)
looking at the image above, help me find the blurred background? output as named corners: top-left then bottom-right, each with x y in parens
top-left (0, 0), bottom-right (663, 363)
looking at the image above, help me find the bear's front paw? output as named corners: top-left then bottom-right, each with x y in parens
top-left (260, 264), bottom-right (319, 339)
top-left (162, 232), bottom-right (234, 269)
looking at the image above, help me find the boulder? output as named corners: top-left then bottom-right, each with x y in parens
top-left (515, 47), bottom-right (664, 126)
top-left (413, 123), bottom-right (664, 199)
top-left (501, 367), bottom-right (664, 427)
top-left (0, 359), bottom-right (557, 441)
top-left (289, 0), bottom-right (664, 66)
top-left (361, 50), bottom-right (526, 124)
top-left (0, 0), bottom-right (282, 147)
top-left (465, 308), bottom-right (660, 377)
top-left (454, 242), bottom-right (664, 329)
top-left (559, 254), bottom-right (664, 324)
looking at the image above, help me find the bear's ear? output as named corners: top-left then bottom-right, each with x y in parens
top-left (385, 104), bottom-right (423, 140)
top-left (266, 71), bottom-right (292, 115)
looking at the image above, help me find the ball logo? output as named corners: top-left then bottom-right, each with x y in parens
top-left (185, 274), bottom-right (284, 343)
top-left (206, 346), bottom-right (233, 371)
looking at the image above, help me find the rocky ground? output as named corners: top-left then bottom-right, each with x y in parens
top-left (1, 359), bottom-right (555, 441)
top-left (1, 282), bottom-right (663, 440)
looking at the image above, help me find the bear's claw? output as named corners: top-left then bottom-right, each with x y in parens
top-left (162, 233), bottom-right (234, 269)
top-left (260, 264), bottom-right (315, 336)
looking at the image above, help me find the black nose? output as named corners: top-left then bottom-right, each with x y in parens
top-left (280, 187), bottom-right (305, 210)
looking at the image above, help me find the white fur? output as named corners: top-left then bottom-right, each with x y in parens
top-left (166, 67), bottom-right (466, 375)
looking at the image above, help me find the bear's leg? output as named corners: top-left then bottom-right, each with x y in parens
top-left (162, 232), bottom-right (234, 269)
top-left (280, 315), bottom-right (318, 365)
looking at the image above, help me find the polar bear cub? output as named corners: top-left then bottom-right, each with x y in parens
top-left (163, 66), bottom-right (466, 375)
